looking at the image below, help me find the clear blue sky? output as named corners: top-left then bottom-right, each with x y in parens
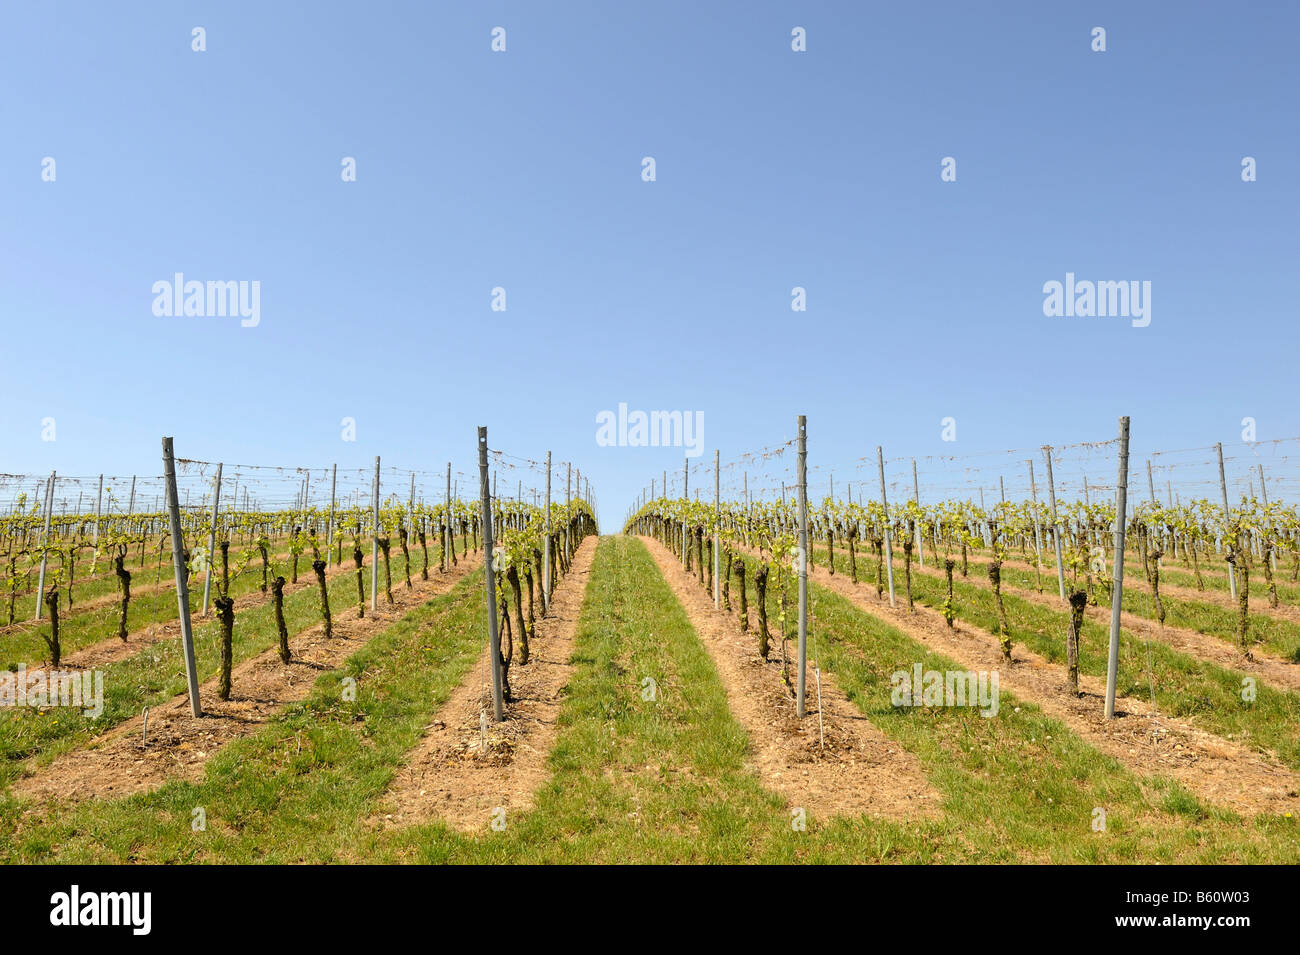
top-left (3, 1), bottom-right (1296, 524)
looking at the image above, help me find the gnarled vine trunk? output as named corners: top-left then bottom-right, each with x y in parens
top-left (1066, 589), bottom-right (1087, 696)
top-left (734, 558), bottom-right (748, 632)
top-left (313, 559), bottom-right (332, 638)
top-left (378, 537), bottom-right (394, 605)
top-left (507, 565), bottom-right (528, 664)
top-left (272, 575), bottom-right (290, 663)
top-left (216, 595), bottom-right (235, 700)
top-left (943, 558), bottom-right (955, 628)
top-left (114, 549), bottom-right (131, 641)
top-left (42, 585), bottom-right (60, 668)
top-left (353, 545), bottom-right (365, 618)
top-left (988, 560), bottom-right (1011, 660)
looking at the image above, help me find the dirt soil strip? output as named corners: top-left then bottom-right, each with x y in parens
top-left (645, 537), bottom-right (940, 823)
top-left (8, 547), bottom-right (402, 680)
top-left (793, 554), bottom-right (1300, 817)
top-left (1123, 566), bottom-right (1300, 626)
top-left (10, 561), bottom-right (479, 805)
top-left (898, 555), bottom-right (1300, 695)
top-left (375, 537), bottom-right (597, 834)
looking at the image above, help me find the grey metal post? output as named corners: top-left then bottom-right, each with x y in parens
top-left (1258, 463), bottom-right (1277, 573)
top-left (201, 462), bottom-right (223, 616)
top-left (912, 458), bottom-right (923, 566)
top-left (999, 475), bottom-right (1006, 504)
top-left (796, 416), bottom-right (808, 719)
top-left (371, 456), bottom-right (380, 612)
top-left (1146, 459), bottom-right (1156, 505)
top-left (162, 438), bottom-right (202, 718)
top-left (713, 448), bottom-right (721, 608)
top-left (744, 471), bottom-right (750, 545)
top-left (1104, 417), bottom-right (1130, 721)
top-left (542, 451), bottom-right (552, 611)
top-left (878, 447), bottom-right (896, 607)
top-left (1043, 447), bottom-right (1065, 600)
top-left (1217, 443), bottom-right (1237, 600)
top-left (326, 463), bottom-right (337, 567)
top-left (979, 487), bottom-right (991, 546)
top-left (34, 471), bottom-right (55, 619)
top-left (445, 463), bottom-right (452, 567)
top-left (478, 428), bottom-right (504, 722)
top-left (682, 458), bottom-right (689, 566)
top-left (566, 463), bottom-right (573, 564)
top-left (128, 475), bottom-right (136, 516)
top-left (92, 474), bottom-right (103, 559)
top-left (1028, 460), bottom-right (1044, 569)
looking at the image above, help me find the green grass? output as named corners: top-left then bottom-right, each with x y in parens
top-left (2, 532), bottom-right (467, 668)
top-left (0, 544), bottom-right (454, 787)
top-left (807, 539), bottom-right (1300, 771)
top-left (717, 539), bottom-right (1300, 862)
top-left (1, 531), bottom-right (307, 624)
top-left (937, 544), bottom-right (1300, 661)
top-left (0, 567), bottom-right (488, 862)
top-left (3, 534), bottom-right (1296, 863)
top-left (2, 541), bottom-right (311, 668)
top-left (957, 538), bottom-right (1300, 611)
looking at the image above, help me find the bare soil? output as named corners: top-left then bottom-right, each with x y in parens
top-left (10, 559), bottom-right (478, 805)
top-left (645, 536), bottom-right (940, 823)
top-left (374, 537), bottom-right (596, 834)
top-left (798, 553), bottom-right (1300, 817)
top-left (907, 556), bottom-right (1300, 695)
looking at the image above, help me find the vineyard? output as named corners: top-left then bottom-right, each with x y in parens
top-left (1, 419), bottom-right (1297, 864)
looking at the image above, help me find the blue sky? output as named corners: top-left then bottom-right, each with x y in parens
top-left (2, 1), bottom-right (1297, 524)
